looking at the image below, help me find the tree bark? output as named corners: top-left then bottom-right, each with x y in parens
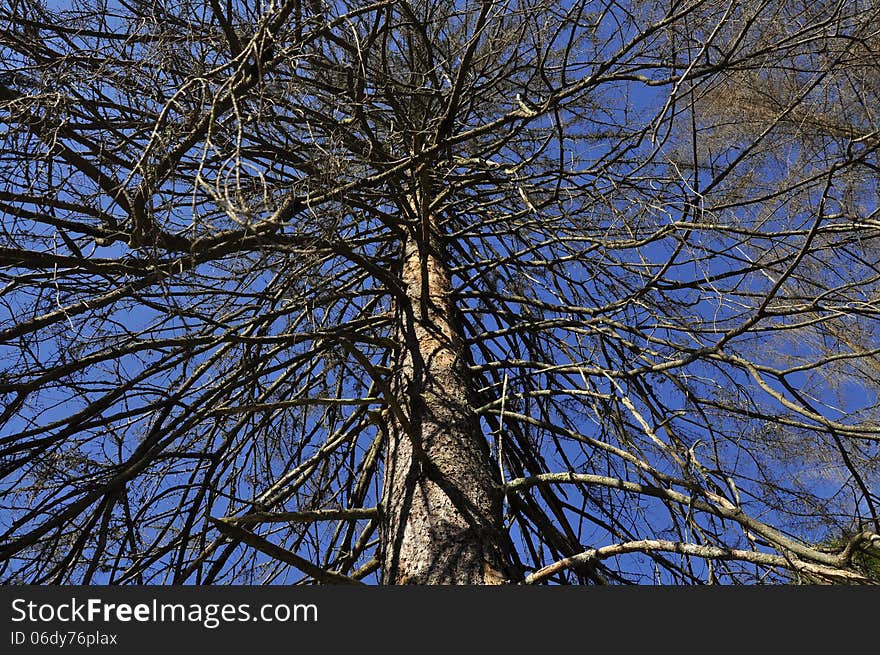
top-left (380, 227), bottom-right (513, 584)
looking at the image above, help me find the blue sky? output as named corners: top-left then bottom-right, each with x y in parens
top-left (1, 0), bottom-right (878, 585)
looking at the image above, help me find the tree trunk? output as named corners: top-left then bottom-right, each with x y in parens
top-left (380, 227), bottom-right (513, 584)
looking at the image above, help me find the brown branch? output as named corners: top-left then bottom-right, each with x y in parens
top-left (210, 518), bottom-right (364, 585)
top-left (223, 507), bottom-right (379, 525)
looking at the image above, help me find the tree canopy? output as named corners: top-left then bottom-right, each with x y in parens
top-left (1, 0), bottom-right (879, 584)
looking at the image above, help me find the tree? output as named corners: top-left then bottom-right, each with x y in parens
top-left (0, 0), bottom-right (878, 585)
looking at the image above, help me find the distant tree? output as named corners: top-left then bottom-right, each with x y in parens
top-left (0, 0), bottom-right (878, 584)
